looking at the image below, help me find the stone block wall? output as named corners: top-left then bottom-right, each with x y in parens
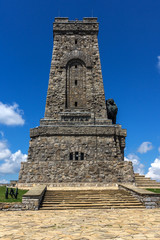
top-left (27, 125), bottom-right (126, 162)
top-left (45, 17), bottom-right (107, 122)
top-left (19, 124), bottom-right (130, 184)
top-left (0, 202), bottom-right (23, 211)
top-left (19, 160), bottom-right (134, 184)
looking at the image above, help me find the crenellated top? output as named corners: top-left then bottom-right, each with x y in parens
top-left (53, 17), bottom-right (99, 35)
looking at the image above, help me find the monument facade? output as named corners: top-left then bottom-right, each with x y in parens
top-left (19, 18), bottom-right (134, 184)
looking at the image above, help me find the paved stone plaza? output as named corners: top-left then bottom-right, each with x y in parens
top-left (0, 209), bottom-right (160, 239)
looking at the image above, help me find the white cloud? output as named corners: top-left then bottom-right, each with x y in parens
top-left (157, 56), bottom-right (160, 72)
top-left (0, 131), bottom-right (4, 137)
top-left (0, 141), bottom-right (11, 160)
top-left (0, 179), bottom-right (9, 184)
top-left (0, 140), bottom-right (27, 174)
top-left (146, 158), bottom-right (160, 181)
top-left (0, 102), bottom-right (25, 126)
top-left (0, 150), bottom-right (27, 174)
top-left (125, 153), bottom-right (145, 175)
top-left (137, 142), bottom-right (153, 154)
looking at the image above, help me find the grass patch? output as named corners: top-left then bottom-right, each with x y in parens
top-left (146, 188), bottom-right (160, 193)
top-left (0, 186), bottom-right (28, 203)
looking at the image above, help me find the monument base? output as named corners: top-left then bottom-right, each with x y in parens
top-left (18, 123), bottom-right (134, 184)
top-left (19, 159), bottom-right (135, 184)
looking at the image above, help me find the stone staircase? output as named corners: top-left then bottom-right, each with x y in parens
top-left (135, 173), bottom-right (160, 188)
top-left (40, 189), bottom-right (145, 210)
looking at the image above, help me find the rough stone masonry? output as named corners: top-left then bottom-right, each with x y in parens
top-left (19, 17), bottom-right (135, 184)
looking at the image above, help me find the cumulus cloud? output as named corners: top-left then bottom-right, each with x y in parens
top-left (0, 179), bottom-right (9, 184)
top-left (0, 140), bottom-right (27, 174)
top-left (0, 102), bottom-right (25, 126)
top-left (125, 153), bottom-right (145, 175)
top-left (146, 158), bottom-right (160, 181)
top-left (0, 141), bottom-right (11, 160)
top-left (157, 56), bottom-right (160, 72)
top-left (137, 142), bottom-right (153, 154)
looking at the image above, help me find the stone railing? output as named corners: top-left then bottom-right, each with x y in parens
top-left (22, 185), bottom-right (47, 210)
top-left (119, 184), bottom-right (160, 209)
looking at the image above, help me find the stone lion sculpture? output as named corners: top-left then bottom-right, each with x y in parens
top-left (106, 98), bottom-right (118, 124)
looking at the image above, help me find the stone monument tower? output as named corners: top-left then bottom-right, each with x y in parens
top-left (19, 18), bottom-right (134, 184)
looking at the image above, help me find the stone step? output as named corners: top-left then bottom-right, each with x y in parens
top-left (135, 175), bottom-right (148, 177)
top-left (44, 194), bottom-right (123, 196)
top-left (45, 191), bottom-right (132, 195)
top-left (43, 200), bottom-right (139, 204)
top-left (43, 197), bottom-right (142, 201)
top-left (134, 175), bottom-right (151, 179)
top-left (41, 203), bottom-right (143, 207)
top-left (42, 202), bottom-right (141, 206)
top-left (135, 179), bottom-right (157, 182)
top-left (136, 182), bottom-right (159, 185)
top-left (136, 181), bottom-right (160, 185)
top-left (44, 197), bottom-right (136, 200)
top-left (135, 177), bottom-right (157, 180)
top-left (135, 174), bottom-right (159, 181)
top-left (40, 189), bottom-right (144, 210)
top-left (135, 173), bottom-right (160, 188)
top-left (40, 206), bottom-right (145, 210)
top-left (43, 196), bottom-right (141, 200)
top-left (135, 173), bottom-right (145, 176)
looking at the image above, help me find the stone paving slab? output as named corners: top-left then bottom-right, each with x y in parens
top-left (0, 209), bottom-right (160, 239)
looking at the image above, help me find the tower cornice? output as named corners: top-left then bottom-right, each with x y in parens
top-left (53, 17), bottom-right (99, 35)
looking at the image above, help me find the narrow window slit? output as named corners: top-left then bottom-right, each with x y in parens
top-left (75, 152), bottom-right (79, 160)
top-left (81, 153), bottom-right (84, 160)
top-left (69, 152), bottom-right (73, 160)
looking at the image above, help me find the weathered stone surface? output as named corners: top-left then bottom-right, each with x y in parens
top-left (1, 208), bottom-right (160, 239)
top-left (119, 184), bottom-right (160, 209)
top-left (22, 185), bottom-right (47, 210)
top-left (44, 18), bottom-right (106, 121)
top-left (19, 160), bottom-right (134, 183)
top-left (0, 202), bottom-right (23, 211)
top-left (19, 17), bottom-right (134, 184)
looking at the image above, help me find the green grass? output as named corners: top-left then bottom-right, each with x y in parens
top-left (146, 188), bottom-right (160, 193)
top-left (0, 186), bottom-right (28, 203)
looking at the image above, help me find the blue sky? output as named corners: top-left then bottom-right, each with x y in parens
top-left (0, 0), bottom-right (160, 183)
